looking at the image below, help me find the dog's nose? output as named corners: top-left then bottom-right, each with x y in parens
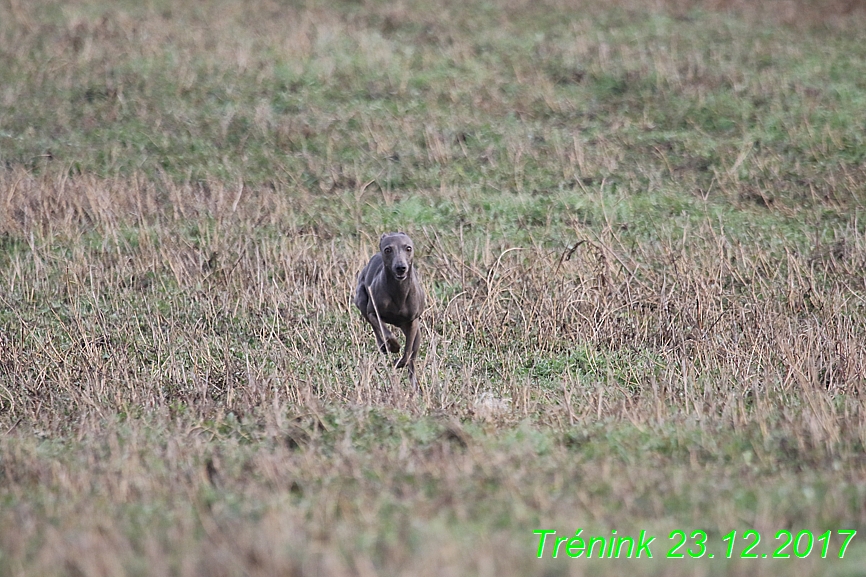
top-left (395, 264), bottom-right (407, 275)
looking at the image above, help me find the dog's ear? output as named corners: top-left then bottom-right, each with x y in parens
top-left (379, 232), bottom-right (392, 250)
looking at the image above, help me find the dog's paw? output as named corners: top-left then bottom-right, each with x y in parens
top-left (387, 337), bottom-right (401, 353)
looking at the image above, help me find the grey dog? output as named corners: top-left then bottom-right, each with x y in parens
top-left (354, 232), bottom-right (426, 386)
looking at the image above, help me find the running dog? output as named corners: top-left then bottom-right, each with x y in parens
top-left (354, 232), bottom-right (425, 386)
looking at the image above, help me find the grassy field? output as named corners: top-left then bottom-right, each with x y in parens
top-left (2, 0), bottom-right (866, 575)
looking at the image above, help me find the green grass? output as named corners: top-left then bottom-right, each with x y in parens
top-left (3, 0), bottom-right (866, 575)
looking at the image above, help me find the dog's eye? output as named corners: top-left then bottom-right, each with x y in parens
top-left (405, 246), bottom-right (412, 252)
top-left (384, 247), bottom-right (392, 253)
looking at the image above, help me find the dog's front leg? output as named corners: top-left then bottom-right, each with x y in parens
top-left (366, 312), bottom-right (401, 354)
top-left (395, 319), bottom-right (419, 370)
top-left (406, 319), bottom-right (421, 389)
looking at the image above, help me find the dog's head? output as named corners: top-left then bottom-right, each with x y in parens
top-left (379, 232), bottom-right (414, 281)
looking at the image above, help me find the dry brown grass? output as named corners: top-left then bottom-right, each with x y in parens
top-left (2, 167), bottom-right (866, 575)
top-left (2, 0), bottom-right (866, 574)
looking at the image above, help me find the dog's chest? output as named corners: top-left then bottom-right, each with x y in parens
top-left (375, 295), bottom-right (417, 323)
top-left (373, 285), bottom-right (421, 323)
